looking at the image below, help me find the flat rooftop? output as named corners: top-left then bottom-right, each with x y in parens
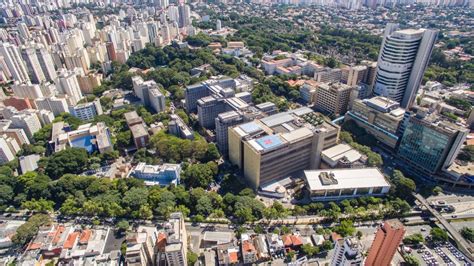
top-left (203, 231), bottom-right (233, 245)
top-left (304, 168), bottom-right (390, 191)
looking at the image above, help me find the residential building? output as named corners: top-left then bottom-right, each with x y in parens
top-left (168, 114), bottom-right (194, 140)
top-left (19, 154), bottom-right (41, 174)
top-left (76, 71), bottom-right (102, 94)
top-left (70, 99), bottom-right (103, 121)
top-left (35, 97), bottom-right (70, 116)
top-left (56, 69), bottom-right (84, 106)
top-left (331, 237), bottom-right (363, 266)
top-left (265, 234), bottom-right (285, 256)
top-left (21, 46), bottom-right (46, 83)
top-left (163, 213), bottom-right (187, 266)
top-left (397, 111), bottom-right (469, 176)
top-left (11, 83), bottom-right (44, 100)
top-left (241, 234), bottom-right (257, 264)
top-left (125, 230), bottom-right (157, 266)
top-left (9, 111), bottom-right (42, 140)
top-left (228, 108), bottom-right (339, 189)
top-left (365, 220), bottom-right (405, 266)
top-left (346, 96), bottom-right (406, 149)
top-left (128, 162), bottom-right (181, 186)
top-left (0, 42), bottom-right (29, 83)
top-left (217, 242), bottom-right (240, 265)
top-left (304, 168), bottom-right (391, 201)
top-left (3, 97), bottom-right (33, 111)
top-left (125, 111), bottom-right (150, 149)
top-left (314, 82), bottom-right (354, 117)
top-left (0, 136), bottom-right (18, 164)
top-left (374, 24), bottom-right (438, 108)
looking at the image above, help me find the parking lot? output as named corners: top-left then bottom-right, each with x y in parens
top-left (408, 242), bottom-right (472, 266)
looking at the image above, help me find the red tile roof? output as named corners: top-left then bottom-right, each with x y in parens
top-left (63, 232), bottom-right (79, 249)
top-left (79, 229), bottom-right (92, 244)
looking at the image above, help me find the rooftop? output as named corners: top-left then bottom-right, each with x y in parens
top-left (304, 168), bottom-right (391, 191)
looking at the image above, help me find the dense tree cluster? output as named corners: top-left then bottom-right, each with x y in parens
top-left (150, 132), bottom-right (220, 163)
top-left (340, 121), bottom-right (383, 167)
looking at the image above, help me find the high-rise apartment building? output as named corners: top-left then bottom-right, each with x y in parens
top-left (374, 23), bottom-right (438, 108)
top-left (0, 135), bottom-right (19, 164)
top-left (331, 237), bottom-right (363, 266)
top-left (35, 97), bottom-right (70, 116)
top-left (0, 43), bottom-right (29, 83)
top-left (56, 69), bottom-right (84, 106)
top-left (10, 112), bottom-right (42, 140)
top-left (163, 212), bottom-right (187, 266)
top-left (178, 4), bottom-right (191, 28)
top-left (228, 108), bottom-right (339, 189)
top-left (365, 220), bottom-right (405, 266)
top-left (21, 47), bottom-right (46, 84)
top-left (11, 83), bottom-right (44, 100)
top-left (346, 96), bottom-right (405, 149)
top-left (397, 111), bottom-right (468, 176)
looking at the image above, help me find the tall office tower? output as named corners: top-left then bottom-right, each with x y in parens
top-left (215, 111), bottom-right (243, 155)
top-left (374, 24), bottom-right (438, 108)
top-left (228, 107), bottom-right (340, 189)
top-left (56, 69), bottom-right (83, 106)
top-left (365, 220), bottom-right (405, 266)
top-left (21, 46), bottom-right (46, 83)
top-left (331, 238), bottom-right (363, 266)
top-left (397, 111), bottom-right (468, 176)
top-left (0, 43), bottom-right (29, 83)
top-left (163, 212), bottom-right (187, 266)
top-left (178, 4), bottom-right (191, 28)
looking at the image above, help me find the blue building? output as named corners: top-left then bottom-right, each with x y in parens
top-left (397, 113), bottom-right (468, 176)
top-left (128, 162), bottom-right (181, 186)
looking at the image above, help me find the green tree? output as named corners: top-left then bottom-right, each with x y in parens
top-left (301, 243), bottom-right (319, 257)
top-left (403, 233), bottom-right (425, 246)
top-left (182, 163), bottom-right (216, 188)
top-left (404, 254), bottom-right (420, 266)
top-left (0, 184), bottom-right (14, 206)
top-left (21, 199), bottom-right (54, 212)
top-left (430, 227), bottom-right (448, 242)
top-left (334, 220), bottom-right (356, 237)
top-left (12, 214), bottom-right (51, 246)
top-left (321, 240), bottom-right (333, 251)
top-left (187, 251), bottom-right (199, 265)
top-left (43, 148), bottom-right (89, 179)
top-left (460, 227), bottom-right (474, 242)
top-left (391, 170), bottom-right (416, 199)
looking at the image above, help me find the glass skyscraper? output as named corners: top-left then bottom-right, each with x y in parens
top-left (398, 114), bottom-right (468, 176)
